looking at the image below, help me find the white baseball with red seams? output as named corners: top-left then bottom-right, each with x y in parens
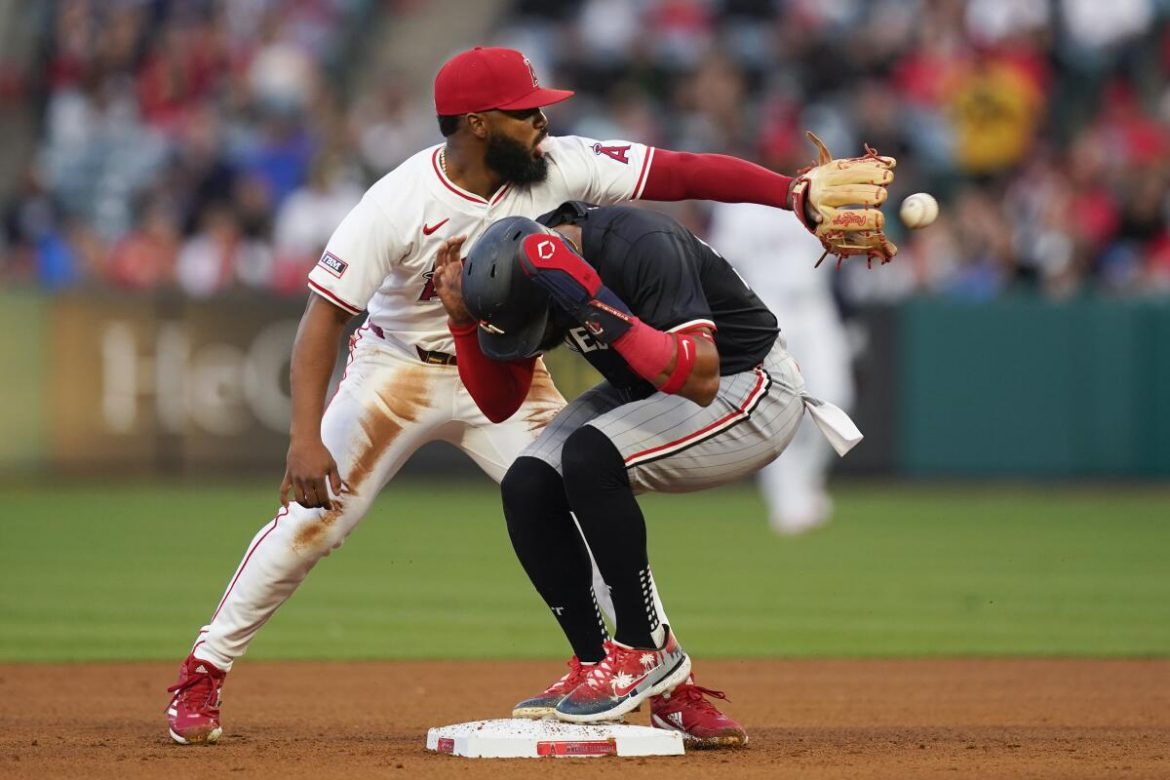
top-left (188, 135), bottom-right (657, 673)
top-left (899, 192), bottom-right (939, 229)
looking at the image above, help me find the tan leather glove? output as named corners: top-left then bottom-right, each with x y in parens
top-left (790, 131), bottom-right (898, 267)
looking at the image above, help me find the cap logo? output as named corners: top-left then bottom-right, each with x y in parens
top-left (523, 57), bottom-right (539, 87)
top-left (480, 321), bottom-right (506, 335)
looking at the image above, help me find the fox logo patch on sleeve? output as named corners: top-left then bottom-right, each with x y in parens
top-left (317, 252), bottom-right (348, 278)
top-left (592, 143), bottom-right (631, 164)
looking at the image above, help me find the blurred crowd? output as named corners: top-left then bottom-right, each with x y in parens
top-left (503, 0), bottom-right (1170, 301)
top-left (2, 0), bottom-right (1169, 302)
top-left (0, 0), bottom-right (417, 297)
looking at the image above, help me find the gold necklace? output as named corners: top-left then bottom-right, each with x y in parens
top-left (440, 147), bottom-right (448, 175)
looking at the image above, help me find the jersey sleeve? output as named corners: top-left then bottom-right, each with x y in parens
top-left (546, 135), bottom-right (655, 205)
top-left (306, 196), bottom-right (405, 314)
top-left (619, 232), bottom-right (715, 334)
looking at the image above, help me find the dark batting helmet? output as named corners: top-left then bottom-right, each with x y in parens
top-left (462, 216), bottom-right (552, 360)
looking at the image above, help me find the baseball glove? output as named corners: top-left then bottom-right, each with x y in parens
top-left (789, 131), bottom-right (897, 267)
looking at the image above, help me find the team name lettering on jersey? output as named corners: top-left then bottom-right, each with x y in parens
top-left (592, 143), bottom-right (631, 164)
top-left (567, 326), bottom-right (608, 353)
top-left (317, 252), bottom-right (348, 278)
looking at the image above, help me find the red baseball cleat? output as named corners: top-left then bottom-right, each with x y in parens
top-left (165, 654), bottom-right (226, 745)
top-left (512, 655), bottom-right (594, 718)
top-left (555, 629), bottom-right (691, 723)
top-left (650, 678), bottom-right (748, 748)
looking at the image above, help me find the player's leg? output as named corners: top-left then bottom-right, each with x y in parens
top-left (456, 379), bottom-right (627, 716)
top-left (168, 336), bottom-right (457, 744)
top-left (560, 340), bottom-right (806, 738)
top-left (455, 378), bottom-right (619, 654)
top-left (605, 348), bottom-right (807, 496)
top-left (450, 359), bottom-right (618, 634)
top-left (546, 422), bottom-right (691, 724)
top-left (463, 371), bottom-right (755, 739)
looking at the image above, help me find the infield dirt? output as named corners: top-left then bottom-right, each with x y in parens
top-left (1, 659), bottom-right (1166, 779)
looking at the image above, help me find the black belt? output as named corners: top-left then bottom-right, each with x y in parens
top-left (415, 346), bottom-right (457, 366)
top-left (366, 324), bottom-right (457, 365)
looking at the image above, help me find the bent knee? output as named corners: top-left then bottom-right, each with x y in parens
top-left (501, 456), bottom-right (561, 511)
top-left (284, 502), bottom-right (359, 556)
top-left (561, 425), bottom-right (626, 489)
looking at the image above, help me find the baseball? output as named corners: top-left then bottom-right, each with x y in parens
top-left (899, 193), bottom-right (939, 229)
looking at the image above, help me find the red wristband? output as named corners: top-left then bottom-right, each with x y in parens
top-left (612, 317), bottom-right (675, 380)
top-left (658, 334), bottom-right (697, 395)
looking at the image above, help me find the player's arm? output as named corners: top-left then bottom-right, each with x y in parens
top-left (562, 136), bottom-right (812, 220)
top-left (640, 149), bottom-right (813, 220)
top-left (433, 236), bottom-right (536, 422)
top-left (644, 141), bottom-right (897, 264)
top-left (629, 325), bottom-right (719, 406)
top-left (518, 234), bottom-right (719, 406)
top-left (280, 294), bottom-right (355, 510)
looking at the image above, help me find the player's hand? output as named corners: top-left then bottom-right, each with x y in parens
top-left (280, 438), bottom-right (344, 510)
top-left (433, 235), bottom-right (474, 327)
top-left (790, 131), bottom-right (897, 267)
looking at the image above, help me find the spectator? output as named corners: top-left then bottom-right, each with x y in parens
top-left (105, 201), bottom-right (179, 292)
top-left (2, 0), bottom-right (1168, 305)
top-left (176, 205), bottom-right (270, 298)
top-left (270, 153), bottom-right (362, 295)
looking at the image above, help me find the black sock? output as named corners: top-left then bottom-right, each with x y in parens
top-left (561, 425), bottom-right (660, 649)
top-left (501, 457), bottom-right (607, 662)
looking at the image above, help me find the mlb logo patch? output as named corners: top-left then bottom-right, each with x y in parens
top-left (318, 252), bottom-right (348, 278)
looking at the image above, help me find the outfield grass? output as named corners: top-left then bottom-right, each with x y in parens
top-left (1, 479), bottom-right (1167, 662)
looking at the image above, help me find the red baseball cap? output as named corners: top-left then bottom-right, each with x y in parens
top-left (434, 47), bottom-right (574, 115)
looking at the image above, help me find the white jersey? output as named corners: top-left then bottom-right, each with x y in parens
top-left (307, 135), bottom-right (655, 355)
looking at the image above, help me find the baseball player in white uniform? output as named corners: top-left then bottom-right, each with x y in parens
top-left (707, 203), bottom-right (855, 534)
top-left (165, 46), bottom-right (840, 746)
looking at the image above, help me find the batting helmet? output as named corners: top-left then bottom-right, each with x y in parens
top-left (463, 216), bottom-right (552, 360)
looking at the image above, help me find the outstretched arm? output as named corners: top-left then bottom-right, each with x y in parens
top-left (641, 149), bottom-right (801, 212)
top-left (644, 137), bottom-right (898, 265)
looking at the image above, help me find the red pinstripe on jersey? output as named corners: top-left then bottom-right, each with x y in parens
top-left (623, 366), bottom-right (771, 468)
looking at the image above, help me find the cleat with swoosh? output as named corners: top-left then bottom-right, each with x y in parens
top-left (512, 656), bottom-right (594, 718)
top-left (554, 627), bottom-right (690, 724)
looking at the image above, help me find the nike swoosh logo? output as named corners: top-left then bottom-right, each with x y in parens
top-left (422, 218), bottom-right (449, 236)
top-left (612, 673), bottom-right (652, 698)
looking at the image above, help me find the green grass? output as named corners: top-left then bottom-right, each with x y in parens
top-left (1, 480), bottom-right (1168, 662)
